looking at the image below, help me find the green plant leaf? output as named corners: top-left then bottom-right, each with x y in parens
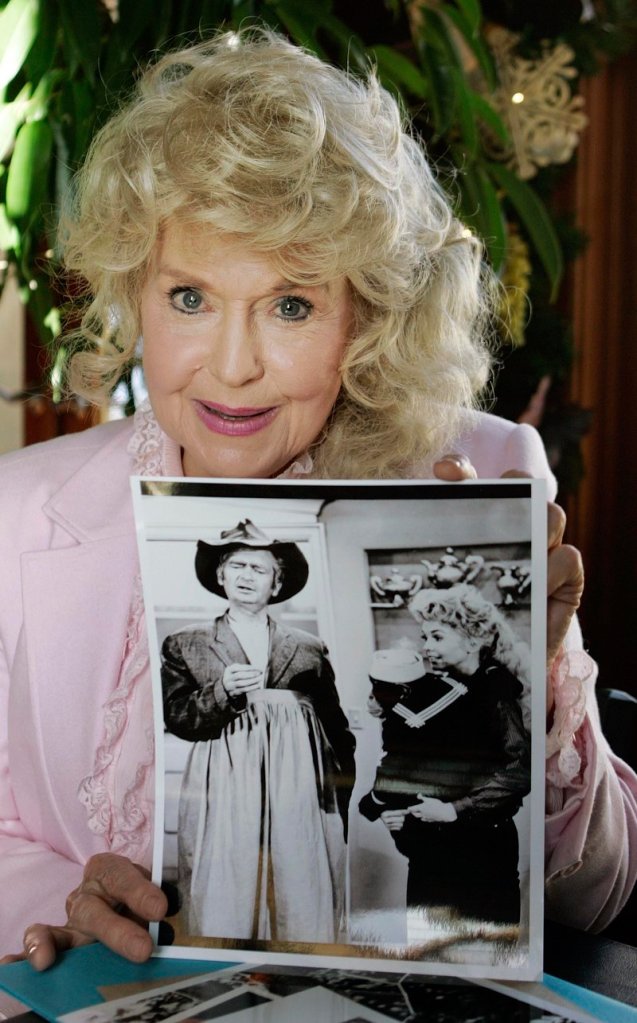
top-left (69, 79), bottom-right (96, 165)
top-left (176, 0), bottom-right (204, 37)
top-left (452, 0), bottom-right (481, 35)
top-left (0, 82), bottom-right (31, 161)
top-left (58, 0), bottom-right (104, 85)
top-left (419, 40), bottom-right (455, 137)
top-left (198, 0), bottom-right (233, 33)
top-left (23, 0), bottom-right (58, 83)
top-left (454, 159), bottom-right (506, 271)
top-left (472, 165), bottom-right (507, 270)
top-left (468, 91), bottom-right (510, 145)
top-left (418, 7), bottom-right (469, 135)
top-left (487, 161), bottom-right (563, 298)
top-left (5, 117), bottom-right (53, 222)
top-left (318, 13), bottom-right (368, 71)
top-left (114, 0), bottom-right (157, 53)
top-left (449, 66), bottom-right (478, 158)
top-left (0, 0), bottom-right (39, 89)
top-left (0, 201), bottom-right (20, 250)
top-left (271, 3), bottom-right (324, 57)
top-left (421, 8), bottom-right (463, 71)
top-left (443, 6), bottom-right (497, 92)
top-left (370, 44), bottom-right (428, 98)
top-left (27, 69), bottom-right (64, 122)
top-left (25, 272), bottom-right (58, 347)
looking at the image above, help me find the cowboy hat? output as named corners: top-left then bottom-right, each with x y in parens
top-left (195, 519), bottom-right (309, 604)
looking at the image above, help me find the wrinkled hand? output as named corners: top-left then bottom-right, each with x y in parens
top-left (407, 794), bottom-right (457, 822)
top-left (0, 853), bottom-right (168, 971)
top-left (434, 455), bottom-right (585, 707)
top-left (380, 808), bottom-right (408, 832)
top-left (222, 663), bottom-right (264, 697)
top-left (500, 470), bottom-right (584, 688)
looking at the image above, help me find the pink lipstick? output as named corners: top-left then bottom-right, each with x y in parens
top-left (194, 399), bottom-right (279, 437)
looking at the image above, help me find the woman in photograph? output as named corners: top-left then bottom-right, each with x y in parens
top-left (360, 586), bottom-right (531, 925)
top-left (161, 519), bottom-right (354, 942)
top-left (0, 28), bottom-right (635, 967)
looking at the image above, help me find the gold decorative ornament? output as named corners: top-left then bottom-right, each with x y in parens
top-left (485, 27), bottom-right (588, 179)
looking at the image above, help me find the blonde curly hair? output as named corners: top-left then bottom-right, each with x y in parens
top-left (408, 583), bottom-right (530, 688)
top-left (62, 27), bottom-right (493, 478)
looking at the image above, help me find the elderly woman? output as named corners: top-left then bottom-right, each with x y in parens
top-left (162, 520), bottom-right (354, 942)
top-left (0, 29), bottom-right (635, 968)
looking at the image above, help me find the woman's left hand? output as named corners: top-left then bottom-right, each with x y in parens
top-left (0, 854), bottom-right (169, 971)
top-left (408, 794), bottom-right (457, 822)
top-left (433, 456), bottom-right (585, 696)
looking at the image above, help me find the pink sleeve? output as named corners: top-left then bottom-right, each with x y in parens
top-left (544, 619), bottom-right (637, 930)
top-left (0, 636), bottom-right (84, 955)
top-left (458, 416), bottom-right (558, 500)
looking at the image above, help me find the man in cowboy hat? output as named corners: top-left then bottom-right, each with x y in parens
top-left (160, 520), bottom-right (355, 942)
top-left (161, 520), bottom-right (352, 747)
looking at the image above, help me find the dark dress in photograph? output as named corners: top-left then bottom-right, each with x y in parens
top-left (359, 654), bottom-right (531, 924)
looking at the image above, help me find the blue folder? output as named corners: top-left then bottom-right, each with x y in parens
top-left (0, 946), bottom-right (228, 1021)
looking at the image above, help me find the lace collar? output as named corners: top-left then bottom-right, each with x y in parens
top-left (128, 399), bottom-right (314, 480)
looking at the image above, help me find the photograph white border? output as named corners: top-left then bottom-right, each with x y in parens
top-left (131, 477), bottom-right (547, 981)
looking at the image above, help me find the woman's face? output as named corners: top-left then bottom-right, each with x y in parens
top-left (419, 621), bottom-right (479, 674)
top-left (141, 223), bottom-right (352, 478)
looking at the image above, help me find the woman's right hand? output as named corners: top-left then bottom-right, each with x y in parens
top-left (4, 853), bottom-right (168, 971)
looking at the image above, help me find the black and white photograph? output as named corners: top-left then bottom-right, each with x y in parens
top-left (58, 962), bottom-right (597, 1023)
top-left (132, 477), bottom-right (547, 979)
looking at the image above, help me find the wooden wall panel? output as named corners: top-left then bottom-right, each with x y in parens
top-left (566, 51), bottom-right (637, 695)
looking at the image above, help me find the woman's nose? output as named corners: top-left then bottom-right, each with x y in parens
top-left (207, 311), bottom-right (263, 387)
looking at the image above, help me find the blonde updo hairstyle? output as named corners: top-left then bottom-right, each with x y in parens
top-left (63, 28), bottom-right (493, 478)
top-left (408, 584), bottom-right (530, 689)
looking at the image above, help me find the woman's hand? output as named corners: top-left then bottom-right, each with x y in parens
top-left (3, 854), bottom-right (168, 971)
top-left (380, 808), bottom-right (408, 832)
top-left (543, 501), bottom-right (584, 668)
top-left (434, 454), bottom-right (585, 686)
top-left (499, 470), bottom-right (584, 685)
top-left (408, 795), bottom-right (457, 823)
top-left (222, 663), bottom-right (264, 697)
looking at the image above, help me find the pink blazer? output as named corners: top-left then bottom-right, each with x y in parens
top-left (0, 412), bottom-right (635, 953)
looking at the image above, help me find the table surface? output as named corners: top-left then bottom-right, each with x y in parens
top-left (544, 920), bottom-right (637, 1008)
top-left (1, 921), bottom-right (635, 1021)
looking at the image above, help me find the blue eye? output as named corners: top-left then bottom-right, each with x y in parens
top-left (170, 288), bottom-right (203, 313)
top-left (276, 296), bottom-right (312, 321)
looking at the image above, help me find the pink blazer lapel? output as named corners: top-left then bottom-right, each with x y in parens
top-left (11, 424), bottom-right (139, 860)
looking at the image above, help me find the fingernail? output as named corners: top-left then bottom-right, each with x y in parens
top-left (25, 942), bottom-right (39, 958)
